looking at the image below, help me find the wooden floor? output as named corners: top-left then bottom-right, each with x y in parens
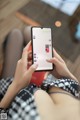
top-left (0, 0), bottom-right (80, 81)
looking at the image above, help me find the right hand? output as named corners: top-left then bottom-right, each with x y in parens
top-left (47, 49), bottom-right (77, 80)
top-left (12, 42), bottom-right (38, 92)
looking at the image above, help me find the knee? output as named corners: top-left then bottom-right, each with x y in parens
top-left (10, 29), bottom-right (23, 44)
top-left (24, 26), bottom-right (31, 34)
top-left (23, 26), bottom-right (31, 43)
top-left (11, 29), bottom-right (22, 36)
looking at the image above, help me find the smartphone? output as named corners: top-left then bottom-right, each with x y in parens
top-left (31, 27), bottom-right (54, 71)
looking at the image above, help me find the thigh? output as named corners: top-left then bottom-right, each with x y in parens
top-left (34, 90), bottom-right (56, 120)
top-left (2, 29), bottom-right (24, 78)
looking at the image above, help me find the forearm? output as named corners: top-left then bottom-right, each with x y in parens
top-left (66, 71), bottom-right (78, 81)
top-left (0, 82), bottom-right (19, 109)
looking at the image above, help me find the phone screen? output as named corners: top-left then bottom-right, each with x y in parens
top-left (31, 27), bottom-right (53, 71)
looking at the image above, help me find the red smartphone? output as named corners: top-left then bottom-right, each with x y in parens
top-left (31, 26), bottom-right (54, 71)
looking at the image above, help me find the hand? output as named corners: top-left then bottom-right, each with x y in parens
top-left (47, 49), bottom-right (77, 80)
top-left (12, 41), bottom-right (38, 92)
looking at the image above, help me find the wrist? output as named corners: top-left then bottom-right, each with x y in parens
top-left (66, 71), bottom-right (77, 81)
top-left (9, 81), bottom-right (20, 94)
top-left (0, 81), bottom-right (20, 109)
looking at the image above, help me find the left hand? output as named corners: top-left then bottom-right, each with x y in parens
top-left (46, 48), bottom-right (77, 80)
top-left (12, 41), bottom-right (38, 92)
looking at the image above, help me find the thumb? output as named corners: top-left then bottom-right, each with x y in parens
top-left (47, 57), bottom-right (61, 67)
top-left (52, 57), bottom-right (62, 67)
top-left (28, 64), bottom-right (38, 74)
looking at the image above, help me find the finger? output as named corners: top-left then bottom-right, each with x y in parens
top-left (28, 60), bottom-right (32, 66)
top-left (53, 48), bottom-right (62, 60)
top-left (51, 57), bottom-right (61, 67)
top-left (53, 48), bottom-right (64, 63)
top-left (28, 51), bottom-right (32, 60)
top-left (22, 50), bottom-right (28, 67)
top-left (24, 41), bottom-right (31, 51)
top-left (47, 57), bottom-right (61, 66)
top-left (22, 42), bottom-right (31, 68)
top-left (28, 50), bottom-right (32, 54)
top-left (28, 64), bottom-right (38, 74)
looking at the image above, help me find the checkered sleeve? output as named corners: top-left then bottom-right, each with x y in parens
top-left (8, 85), bottom-right (40, 120)
top-left (0, 78), bottom-right (40, 120)
top-left (0, 78), bottom-right (13, 100)
top-left (41, 74), bottom-right (80, 99)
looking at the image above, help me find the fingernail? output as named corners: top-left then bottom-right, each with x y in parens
top-left (32, 64), bottom-right (38, 69)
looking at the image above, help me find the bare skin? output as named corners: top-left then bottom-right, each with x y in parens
top-left (34, 48), bottom-right (80, 120)
top-left (0, 42), bottom-right (38, 108)
top-left (0, 41), bottom-right (80, 120)
top-left (34, 88), bottom-right (80, 120)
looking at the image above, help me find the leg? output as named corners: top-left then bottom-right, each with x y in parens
top-left (34, 90), bottom-right (56, 120)
top-left (2, 29), bottom-right (24, 78)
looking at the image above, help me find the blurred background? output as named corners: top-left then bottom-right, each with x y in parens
top-left (0, 0), bottom-right (80, 81)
